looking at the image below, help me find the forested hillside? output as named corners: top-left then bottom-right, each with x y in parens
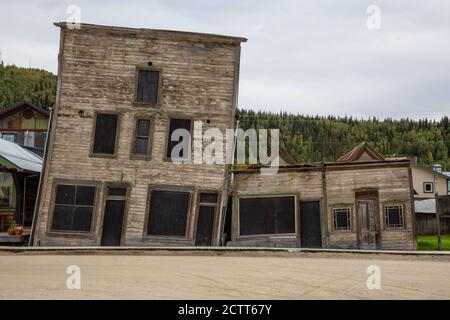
top-left (0, 63), bottom-right (57, 111)
top-left (0, 64), bottom-right (448, 168)
top-left (238, 109), bottom-right (450, 168)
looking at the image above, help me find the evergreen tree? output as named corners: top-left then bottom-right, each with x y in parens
top-left (0, 64), bottom-right (57, 111)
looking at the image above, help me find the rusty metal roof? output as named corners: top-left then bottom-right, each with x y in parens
top-left (336, 141), bottom-right (385, 162)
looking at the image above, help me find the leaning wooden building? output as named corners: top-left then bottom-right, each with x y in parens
top-left (32, 23), bottom-right (246, 246)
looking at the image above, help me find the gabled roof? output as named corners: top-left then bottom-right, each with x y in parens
top-left (279, 147), bottom-right (297, 165)
top-left (336, 141), bottom-right (385, 163)
top-left (0, 102), bottom-right (49, 120)
top-left (0, 138), bottom-right (43, 173)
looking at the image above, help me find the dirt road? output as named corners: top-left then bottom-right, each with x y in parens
top-left (1, 253), bottom-right (450, 299)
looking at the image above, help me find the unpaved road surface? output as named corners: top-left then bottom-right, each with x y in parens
top-left (1, 253), bottom-right (450, 299)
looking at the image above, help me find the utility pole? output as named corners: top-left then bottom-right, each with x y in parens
top-left (435, 193), bottom-right (442, 251)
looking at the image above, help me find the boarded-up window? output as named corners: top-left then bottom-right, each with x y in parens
top-left (51, 184), bottom-right (96, 232)
top-left (166, 118), bottom-right (192, 160)
top-left (92, 113), bottom-right (118, 155)
top-left (333, 207), bottom-right (351, 231)
top-left (133, 119), bottom-right (151, 156)
top-left (239, 196), bottom-right (295, 236)
top-left (147, 190), bottom-right (190, 236)
top-left (385, 204), bottom-right (404, 228)
top-left (136, 69), bottom-right (160, 105)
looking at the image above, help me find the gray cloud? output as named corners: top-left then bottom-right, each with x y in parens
top-left (0, 0), bottom-right (449, 119)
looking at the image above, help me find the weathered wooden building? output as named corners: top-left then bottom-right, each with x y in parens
top-left (229, 142), bottom-right (416, 250)
top-left (32, 23), bottom-right (246, 246)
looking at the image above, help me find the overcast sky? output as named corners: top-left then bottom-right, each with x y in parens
top-left (1, 0), bottom-right (449, 119)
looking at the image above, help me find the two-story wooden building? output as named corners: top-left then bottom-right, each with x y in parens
top-left (32, 23), bottom-right (246, 246)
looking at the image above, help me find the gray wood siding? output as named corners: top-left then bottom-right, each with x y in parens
top-left (326, 166), bottom-right (415, 250)
top-left (231, 164), bottom-right (415, 250)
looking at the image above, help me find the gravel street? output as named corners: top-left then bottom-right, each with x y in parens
top-left (1, 252), bottom-right (450, 299)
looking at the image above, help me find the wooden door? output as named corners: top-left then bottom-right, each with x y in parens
top-left (195, 206), bottom-right (215, 246)
top-left (101, 200), bottom-right (126, 246)
top-left (358, 200), bottom-right (377, 249)
top-left (300, 201), bottom-right (322, 248)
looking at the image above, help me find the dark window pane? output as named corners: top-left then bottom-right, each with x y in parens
top-left (334, 208), bottom-right (350, 230)
top-left (137, 70), bottom-right (159, 104)
top-left (386, 206), bottom-right (403, 228)
top-left (72, 206), bottom-right (93, 232)
top-left (200, 193), bottom-right (218, 204)
top-left (134, 137), bottom-right (149, 155)
top-left (108, 187), bottom-right (127, 197)
top-left (52, 205), bottom-right (73, 231)
top-left (93, 113), bottom-right (118, 155)
top-left (52, 184), bottom-right (96, 232)
top-left (137, 119), bottom-right (150, 137)
top-left (55, 185), bottom-right (76, 205)
top-left (75, 186), bottom-right (96, 206)
top-left (166, 118), bottom-right (191, 159)
top-left (239, 197), bottom-right (295, 236)
top-left (147, 190), bottom-right (190, 236)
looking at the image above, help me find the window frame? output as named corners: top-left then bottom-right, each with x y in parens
top-left (163, 116), bottom-right (194, 162)
top-left (46, 179), bottom-right (101, 237)
top-left (133, 66), bottom-right (162, 107)
top-left (90, 111), bottom-right (121, 159)
top-left (193, 190), bottom-right (222, 246)
top-left (423, 182), bottom-right (434, 194)
top-left (384, 203), bottom-right (405, 229)
top-left (332, 206), bottom-right (352, 232)
top-left (143, 185), bottom-right (195, 240)
top-left (130, 115), bottom-right (154, 160)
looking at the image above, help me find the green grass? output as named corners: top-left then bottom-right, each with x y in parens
top-left (417, 234), bottom-right (450, 251)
